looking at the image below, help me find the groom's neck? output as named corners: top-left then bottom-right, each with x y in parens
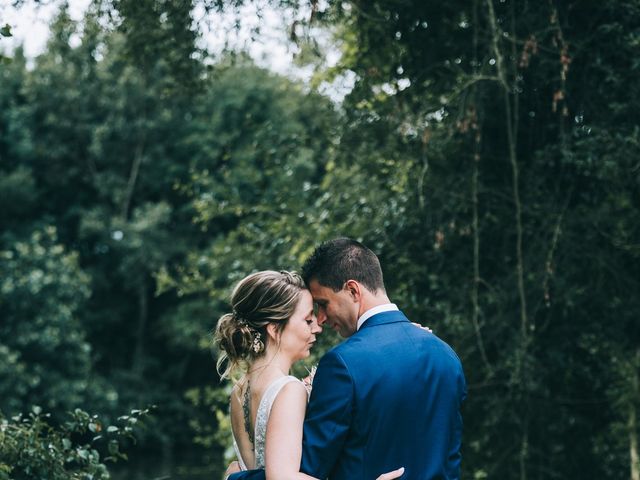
top-left (359, 289), bottom-right (391, 315)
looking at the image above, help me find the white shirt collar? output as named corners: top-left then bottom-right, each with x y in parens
top-left (356, 303), bottom-right (399, 331)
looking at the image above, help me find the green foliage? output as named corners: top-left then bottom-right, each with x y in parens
top-left (198, 0), bottom-right (640, 477)
top-left (110, 0), bottom-right (203, 92)
top-left (173, 60), bottom-right (337, 293)
top-left (0, 23), bottom-right (11, 63)
top-left (2, 3), bottom-right (336, 473)
top-left (0, 167), bottom-right (38, 225)
top-left (186, 384), bottom-right (233, 457)
top-left (287, 1), bottom-right (640, 478)
top-left (1, 0), bottom-right (638, 478)
top-left (0, 407), bottom-right (150, 480)
top-left (0, 227), bottom-right (92, 417)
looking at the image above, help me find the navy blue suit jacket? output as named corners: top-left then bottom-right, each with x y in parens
top-left (229, 310), bottom-right (466, 479)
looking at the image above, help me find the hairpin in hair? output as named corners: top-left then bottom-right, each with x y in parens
top-left (233, 309), bottom-right (248, 326)
top-left (252, 332), bottom-right (264, 354)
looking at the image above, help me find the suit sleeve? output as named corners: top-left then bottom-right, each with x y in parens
top-left (445, 364), bottom-right (467, 480)
top-left (300, 349), bottom-right (353, 479)
top-left (228, 470), bottom-right (266, 480)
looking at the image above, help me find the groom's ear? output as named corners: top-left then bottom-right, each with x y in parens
top-left (344, 280), bottom-right (362, 302)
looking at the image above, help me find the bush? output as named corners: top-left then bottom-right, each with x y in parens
top-left (0, 406), bottom-right (150, 480)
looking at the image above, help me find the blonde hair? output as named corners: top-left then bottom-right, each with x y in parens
top-left (214, 270), bottom-right (306, 380)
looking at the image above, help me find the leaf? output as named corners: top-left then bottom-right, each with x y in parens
top-left (88, 422), bottom-right (102, 433)
top-left (107, 440), bottom-right (119, 455)
top-left (0, 25), bottom-right (11, 37)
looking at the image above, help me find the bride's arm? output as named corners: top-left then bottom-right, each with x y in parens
top-left (264, 381), bottom-right (405, 480)
top-left (264, 381), bottom-right (316, 480)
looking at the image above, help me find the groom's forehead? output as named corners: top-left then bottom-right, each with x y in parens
top-left (309, 281), bottom-right (348, 306)
top-left (308, 279), bottom-right (331, 298)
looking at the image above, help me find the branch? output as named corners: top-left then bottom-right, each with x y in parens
top-left (485, 0), bottom-right (528, 351)
top-left (121, 135), bottom-right (145, 220)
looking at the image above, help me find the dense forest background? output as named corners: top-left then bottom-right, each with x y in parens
top-left (1, 0), bottom-right (639, 479)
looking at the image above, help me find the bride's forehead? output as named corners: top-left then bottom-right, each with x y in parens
top-left (295, 289), bottom-right (314, 307)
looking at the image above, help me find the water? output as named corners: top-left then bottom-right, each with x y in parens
top-left (110, 453), bottom-right (224, 480)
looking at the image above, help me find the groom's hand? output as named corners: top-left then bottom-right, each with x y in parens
top-left (224, 461), bottom-right (241, 479)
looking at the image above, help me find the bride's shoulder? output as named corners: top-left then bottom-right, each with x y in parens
top-left (279, 376), bottom-right (307, 393)
top-left (270, 378), bottom-right (308, 419)
top-left (274, 377), bottom-right (308, 403)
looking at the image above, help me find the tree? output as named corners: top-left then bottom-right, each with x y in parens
top-left (0, 227), bottom-right (92, 417)
top-left (210, 0), bottom-right (640, 477)
top-left (0, 407), bottom-right (150, 480)
top-left (303, 1), bottom-right (640, 478)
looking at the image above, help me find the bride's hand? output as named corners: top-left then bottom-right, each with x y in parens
top-left (376, 467), bottom-right (405, 479)
top-left (224, 460), bottom-right (241, 479)
top-left (412, 322), bottom-right (433, 333)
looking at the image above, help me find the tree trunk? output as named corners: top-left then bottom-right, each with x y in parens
top-left (471, 133), bottom-right (492, 372)
top-left (122, 138), bottom-right (145, 220)
top-left (132, 278), bottom-right (148, 378)
top-left (631, 348), bottom-right (640, 480)
top-left (471, 0), bottom-right (492, 375)
top-left (485, 0), bottom-right (528, 355)
top-left (631, 403), bottom-right (639, 480)
top-left (485, 3), bottom-right (529, 478)
top-left (520, 426), bottom-right (528, 480)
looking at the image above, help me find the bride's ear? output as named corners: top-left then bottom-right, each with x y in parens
top-left (265, 323), bottom-right (280, 342)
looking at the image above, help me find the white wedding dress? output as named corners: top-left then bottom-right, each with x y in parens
top-left (233, 375), bottom-right (304, 470)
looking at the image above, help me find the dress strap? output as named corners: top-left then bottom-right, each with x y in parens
top-left (256, 375), bottom-right (301, 426)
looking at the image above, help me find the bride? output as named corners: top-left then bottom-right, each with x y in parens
top-left (215, 270), bottom-right (404, 480)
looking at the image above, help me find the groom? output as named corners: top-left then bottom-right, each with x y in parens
top-left (230, 238), bottom-right (466, 479)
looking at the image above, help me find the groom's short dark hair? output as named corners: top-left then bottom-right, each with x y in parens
top-left (302, 238), bottom-right (385, 293)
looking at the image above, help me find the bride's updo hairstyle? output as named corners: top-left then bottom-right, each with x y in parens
top-left (215, 270), bottom-right (306, 380)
